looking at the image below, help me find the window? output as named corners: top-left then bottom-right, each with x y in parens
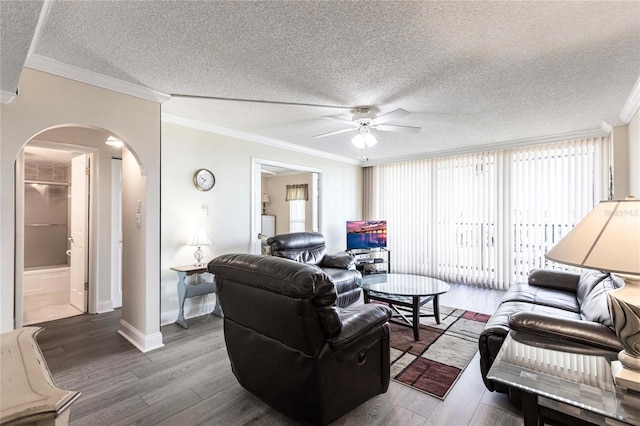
top-left (286, 184), bottom-right (308, 232)
top-left (289, 199), bottom-right (306, 232)
top-left (363, 137), bottom-right (610, 289)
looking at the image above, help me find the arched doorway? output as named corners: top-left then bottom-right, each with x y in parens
top-left (14, 125), bottom-right (125, 328)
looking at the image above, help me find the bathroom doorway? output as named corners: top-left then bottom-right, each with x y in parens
top-left (22, 144), bottom-right (90, 325)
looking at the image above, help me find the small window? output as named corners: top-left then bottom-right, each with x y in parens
top-left (289, 199), bottom-right (305, 232)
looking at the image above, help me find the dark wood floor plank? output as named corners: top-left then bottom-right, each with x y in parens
top-left (72, 394), bottom-right (149, 426)
top-left (111, 388), bottom-right (204, 426)
top-left (51, 350), bottom-right (149, 386)
top-left (62, 370), bottom-right (140, 402)
top-left (190, 367), bottom-right (238, 401)
top-left (154, 383), bottom-right (250, 426)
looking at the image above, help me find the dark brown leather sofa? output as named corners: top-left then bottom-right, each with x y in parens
top-left (208, 253), bottom-right (392, 426)
top-left (479, 268), bottom-right (624, 394)
top-left (266, 232), bottom-right (362, 307)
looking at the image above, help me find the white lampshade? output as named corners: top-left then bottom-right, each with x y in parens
top-left (187, 228), bottom-right (212, 247)
top-left (351, 129), bottom-right (378, 149)
top-left (546, 196), bottom-right (640, 391)
top-left (545, 197), bottom-right (640, 275)
top-left (261, 193), bottom-right (271, 203)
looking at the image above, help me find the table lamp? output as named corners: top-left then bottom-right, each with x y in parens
top-left (545, 196), bottom-right (640, 391)
top-left (261, 193), bottom-right (271, 215)
top-left (187, 228), bottom-right (212, 266)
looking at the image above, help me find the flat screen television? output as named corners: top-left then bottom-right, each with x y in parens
top-left (346, 220), bottom-right (387, 250)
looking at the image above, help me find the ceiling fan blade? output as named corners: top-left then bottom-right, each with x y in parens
top-left (313, 127), bottom-right (359, 138)
top-left (374, 124), bottom-right (421, 134)
top-left (372, 108), bottom-right (410, 124)
top-left (322, 115), bottom-right (358, 125)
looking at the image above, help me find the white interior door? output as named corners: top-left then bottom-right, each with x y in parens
top-left (111, 158), bottom-right (123, 308)
top-left (70, 154), bottom-right (88, 311)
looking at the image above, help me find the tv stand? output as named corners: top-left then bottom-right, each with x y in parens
top-left (347, 248), bottom-right (390, 275)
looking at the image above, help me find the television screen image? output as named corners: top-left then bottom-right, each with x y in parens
top-left (347, 220), bottom-right (387, 250)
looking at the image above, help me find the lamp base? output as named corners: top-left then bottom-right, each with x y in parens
top-left (193, 246), bottom-right (204, 267)
top-left (612, 360), bottom-right (640, 392)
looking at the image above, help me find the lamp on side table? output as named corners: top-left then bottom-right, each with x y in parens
top-left (187, 227), bottom-right (211, 266)
top-left (545, 196), bottom-right (640, 391)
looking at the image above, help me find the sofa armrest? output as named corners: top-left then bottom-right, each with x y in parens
top-left (528, 269), bottom-right (580, 293)
top-left (508, 311), bottom-right (622, 352)
top-left (321, 252), bottom-right (357, 270)
top-left (329, 304), bottom-right (391, 361)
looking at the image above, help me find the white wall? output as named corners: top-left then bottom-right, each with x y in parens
top-left (612, 125), bottom-right (630, 199)
top-left (0, 68), bottom-right (161, 350)
top-left (160, 121), bottom-right (362, 324)
top-left (628, 108), bottom-right (640, 197)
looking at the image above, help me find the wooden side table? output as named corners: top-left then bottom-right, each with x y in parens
top-left (170, 264), bottom-right (222, 329)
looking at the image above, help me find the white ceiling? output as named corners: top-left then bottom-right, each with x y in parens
top-left (2, 1), bottom-right (639, 163)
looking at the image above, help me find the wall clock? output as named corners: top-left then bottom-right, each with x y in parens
top-left (193, 168), bottom-right (215, 191)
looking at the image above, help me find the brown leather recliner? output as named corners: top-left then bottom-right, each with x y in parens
top-left (266, 232), bottom-right (362, 307)
top-left (208, 253), bottom-right (392, 426)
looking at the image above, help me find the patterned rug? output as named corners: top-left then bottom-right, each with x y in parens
top-left (388, 305), bottom-right (490, 399)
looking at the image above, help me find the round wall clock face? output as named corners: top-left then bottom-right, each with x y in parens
top-left (193, 168), bottom-right (215, 191)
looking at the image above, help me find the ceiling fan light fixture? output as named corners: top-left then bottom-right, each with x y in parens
top-left (351, 127), bottom-right (377, 148)
top-left (105, 136), bottom-right (124, 147)
top-left (364, 132), bottom-right (378, 147)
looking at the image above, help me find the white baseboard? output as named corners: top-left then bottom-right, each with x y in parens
top-left (160, 295), bottom-right (218, 326)
top-left (96, 300), bottom-right (114, 313)
top-left (118, 319), bottom-right (164, 353)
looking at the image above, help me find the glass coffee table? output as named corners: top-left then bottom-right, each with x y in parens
top-left (358, 273), bottom-right (450, 341)
top-left (487, 332), bottom-right (640, 426)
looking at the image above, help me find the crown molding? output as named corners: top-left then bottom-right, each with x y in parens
top-left (601, 118), bottom-right (626, 134)
top-left (619, 75), bottom-right (640, 124)
top-left (363, 127), bottom-right (609, 166)
top-left (27, 0), bottom-right (52, 58)
top-left (1, 90), bottom-right (17, 104)
top-left (24, 54), bottom-right (171, 103)
top-left (161, 113), bottom-right (361, 166)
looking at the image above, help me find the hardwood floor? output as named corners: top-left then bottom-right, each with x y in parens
top-left (35, 283), bottom-right (523, 425)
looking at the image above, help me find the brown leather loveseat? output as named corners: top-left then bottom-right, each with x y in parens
top-left (479, 268), bottom-right (624, 394)
top-left (267, 232), bottom-right (362, 307)
top-left (208, 253), bottom-right (392, 425)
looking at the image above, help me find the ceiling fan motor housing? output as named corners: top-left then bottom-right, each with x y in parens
top-left (353, 110), bottom-right (377, 126)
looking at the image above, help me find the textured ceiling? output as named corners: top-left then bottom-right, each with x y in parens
top-left (0, 0), bottom-right (43, 97)
top-left (3, 1), bottom-right (639, 163)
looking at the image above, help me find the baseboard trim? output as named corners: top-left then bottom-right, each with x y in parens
top-left (118, 319), bottom-right (164, 353)
top-left (96, 300), bottom-right (114, 314)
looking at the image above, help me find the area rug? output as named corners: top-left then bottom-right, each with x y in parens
top-left (388, 305), bottom-right (490, 399)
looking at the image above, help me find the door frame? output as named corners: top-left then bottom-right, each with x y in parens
top-left (250, 158), bottom-right (323, 254)
top-left (15, 140), bottom-right (97, 327)
top-left (111, 157), bottom-right (122, 308)
top-left (70, 153), bottom-right (89, 312)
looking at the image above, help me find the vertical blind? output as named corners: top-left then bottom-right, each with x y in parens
top-left (363, 137), bottom-right (610, 290)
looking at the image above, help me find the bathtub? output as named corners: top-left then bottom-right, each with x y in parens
top-left (23, 265), bottom-right (70, 296)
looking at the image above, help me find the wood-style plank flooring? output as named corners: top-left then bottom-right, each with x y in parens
top-left (35, 283), bottom-right (523, 425)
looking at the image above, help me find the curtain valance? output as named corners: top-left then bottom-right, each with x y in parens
top-left (286, 184), bottom-right (308, 201)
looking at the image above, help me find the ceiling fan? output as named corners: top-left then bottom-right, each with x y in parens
top-left (313, 107), bottom-right (421, 148)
